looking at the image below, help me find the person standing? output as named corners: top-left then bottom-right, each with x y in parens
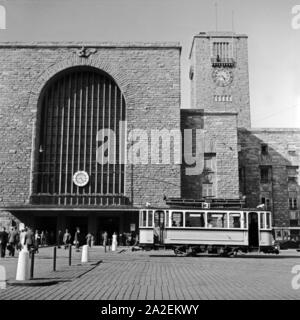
top-left (25, 227), bottom-right (34, 252)
top-left (0, 227), bottom-right (8, 258)
top-left (86, 232), bottom-right (93, 247)
top-left (34, 230), bottom-right (41, 253)
top-left (19, 228), bottom-right (27, 250)
top-left (74, 227), bottom-right (80, 252)
top-left (8, 227), bottom-right (18, 257)
top-left (63, 229), bottom-right (71, 249)
top-left (57, 230), bottom-right (63, 249)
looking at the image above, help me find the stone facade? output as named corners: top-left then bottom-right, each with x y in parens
top-left (238, 129), bottom-right (300, 236)
top-left (0, 42), bottom-right (181, 211)
top-left (189, 32), bottom-right (251, 129)
top-left (181, 110), bottom-right (239, 199)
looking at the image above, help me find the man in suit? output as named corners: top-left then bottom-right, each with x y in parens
top-left (0, 227), bottom-right (8, 258)
top-left (8, 227), bottom-right (19, 257)
top-left (24, 227), bottom-right (35, 252)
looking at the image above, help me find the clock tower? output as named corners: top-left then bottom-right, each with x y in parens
top-left (189, 31), bottom-right (251, 128)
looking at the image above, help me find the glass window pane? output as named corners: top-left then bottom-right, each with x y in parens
top-left (229, 213), bottom-right (241, 228)
top-left (260, 212), bottom-right (265, 229)
top-left (266, 213), bottom-right (271, 229)
top-left (148, 210), bottom-right (153, 227)
top-left (142, 210), bottom-right (147, 227)
top-left (185, 212), bottom-right (205, 227)
top-left (207, 212), bottom-right (227, 228)
top-left (165, 211), bottom-right (169, 227)
top-left (171, 212), bottom-right (183, 227)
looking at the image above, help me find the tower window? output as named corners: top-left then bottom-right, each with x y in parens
top-left (214, 95), bottom-right (232, 102)
top-left (289, 192), bottom-right (298, 210)
top-left (261, 144), bottom-right (268, 155)
top-left (260, 166), bottom-right (272, 183)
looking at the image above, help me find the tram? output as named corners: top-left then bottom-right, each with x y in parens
top-left (138, 207), bottom-right (279, 256)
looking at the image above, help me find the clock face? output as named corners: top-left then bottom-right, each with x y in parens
top-left (212, 69), bottom-right (233, 87)
top-left (73, 171), bottom-right (89, 187)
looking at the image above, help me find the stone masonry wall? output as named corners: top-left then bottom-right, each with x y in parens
top-left (0, 42), bottom-right (181, 209)
top-left (238, 129), bottom-right (300, 227)
top-left (181, 110), bottom-right (240, 199)
top-left (190, 32), bottom-right (251, 128)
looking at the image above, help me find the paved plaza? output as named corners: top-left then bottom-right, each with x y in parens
top-left (0, 246), bottom-right (300, 300)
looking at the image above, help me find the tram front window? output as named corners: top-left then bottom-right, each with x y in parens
top-left (185, 212), bottom-right (205, 227)
top-left (207, 212), bottom-right (227, 228)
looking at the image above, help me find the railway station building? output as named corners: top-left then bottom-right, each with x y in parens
top-left (0, 32), bottom-right (299, 242)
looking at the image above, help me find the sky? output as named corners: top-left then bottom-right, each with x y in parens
top-left (0, 0), bottom-right (299, 128)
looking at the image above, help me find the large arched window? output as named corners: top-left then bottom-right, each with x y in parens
top-left (32, 67), bottom-right (126, 205)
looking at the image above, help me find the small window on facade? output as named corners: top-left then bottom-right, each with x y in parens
top-left (185, 212), bottom-right (205, 227)
top-left (287, 166), bottom-right (298, 183)
top-left (289, 192), bottom-right (298, 210)
top-left (202, 183), bottom-right (214, 197)
top-left (229, 213), bottom-right (241, 228)
top-left (261, 144), bottom-right (268, 155)
top-left (171, 212), bottom-right (183, 227)
top-left (260, 167), bottom-right (271, 183)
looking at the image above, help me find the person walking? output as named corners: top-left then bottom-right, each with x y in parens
top-left (102, 231), bottom-right (108, 252)
top-left (0, 227), bottom-right (8, 258)
top-left (63, 229), bottom-right (71, 249)
top-left (8, 227), bottom-right (19, 257)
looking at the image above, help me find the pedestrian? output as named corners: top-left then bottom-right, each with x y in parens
top-left (19, 228), bottom-right (27, 250)
top-left (8, 226), bottom-right (19, 257)
top-left (86, 232), bottom-right (92, 247)
top-left (34, 230), bottom-right (41, 253)
top-left (57, 230), bottom-right (63, 248)
top-left (74, 227), bottom-right (80, 252)
top-left (40, 231), bottom-right (45, 246)
top-left (91, 234), bottom-right (95, 247)
top-left (102, 231), bottom-right (108, 252)
top-left (24, 227), bottom-right (35, 252)
top-left (63, 229), bottom-right (71, 249)
top-left (0, 227), bottom-right (8, 258)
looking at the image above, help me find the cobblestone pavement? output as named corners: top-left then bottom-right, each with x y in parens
top-left (0, 247), bottom-right (300, 300)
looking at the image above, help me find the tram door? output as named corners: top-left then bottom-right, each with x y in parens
top-left (248, 212), bottom-right (259, 247)
top-left (153, 210), bottom-right (165, 245)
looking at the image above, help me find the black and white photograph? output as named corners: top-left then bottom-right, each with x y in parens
top-left (0, 0), bottom-right (300, 310)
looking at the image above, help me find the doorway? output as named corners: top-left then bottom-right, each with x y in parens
top-left (35, 216), bottom-right (57, 245)
top-left (97, 216), bottom-right (120, 244)
top-left (154, 210), bottom-right (165, 245)
top-left (248, 212), bottom-right (259, 247)
top-left (66, 216), bottom-right (88, 245)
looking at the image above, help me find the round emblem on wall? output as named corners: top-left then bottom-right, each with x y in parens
top-left (212, 68), bottom-right (233, 87)
top-left (73, 171), bottom-right (89, 187)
